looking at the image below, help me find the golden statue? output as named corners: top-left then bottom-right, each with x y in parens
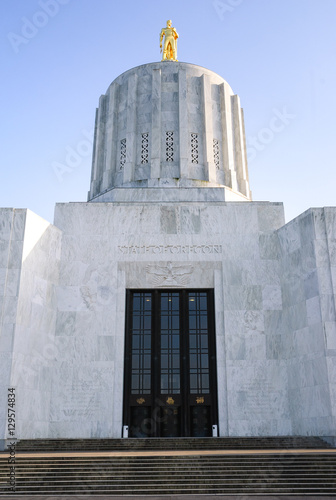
top-left (160, 20), bottom-right (179, 61)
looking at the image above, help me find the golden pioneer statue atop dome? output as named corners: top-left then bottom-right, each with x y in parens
top-left (160, 20), bottom-right (179, 61)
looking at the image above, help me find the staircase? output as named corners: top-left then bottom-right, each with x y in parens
top-left (0, 437), bottom-right (335, 496)
top-left (13, 435), bottom-right (332, 452)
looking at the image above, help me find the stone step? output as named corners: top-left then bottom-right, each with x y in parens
top-left (2, 455), bottom-right (336, 465)
top-left (14, 436), bottom-right (332, 452)
top-left (2, 457), bottom-right (336, 467)
top-left (3, 487), bottom-right (336, 495)
top-left (1, 452), bottom-right (336, 495)
top-left (3, 473), bottom-right (336, 481)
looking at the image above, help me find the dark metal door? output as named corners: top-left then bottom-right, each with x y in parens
top-left (123, 290), bottom-right (218, 438)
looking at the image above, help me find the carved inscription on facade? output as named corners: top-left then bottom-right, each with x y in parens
top-left (118, 244), bottom-right (222, 255)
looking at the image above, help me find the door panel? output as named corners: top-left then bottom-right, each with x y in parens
top-left (124, 290), bottom-right (218, 437)
top-left (190, 406), bottom-right (211, 437)
top-left (130, 406), bottom-right (152, 438)
top-left (161, 407), bottom-right (181, 437)
top-left (160, 292), bottom-right (181, 395)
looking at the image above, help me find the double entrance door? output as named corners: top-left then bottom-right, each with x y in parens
top-left (123, 289), bottom-right (218, 438)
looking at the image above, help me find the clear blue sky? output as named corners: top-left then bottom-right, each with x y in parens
top-left (2, 0), bottom-right (336, 223)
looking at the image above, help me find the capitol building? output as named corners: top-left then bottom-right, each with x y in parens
top-left (1, 22), bottom-right (336, 444)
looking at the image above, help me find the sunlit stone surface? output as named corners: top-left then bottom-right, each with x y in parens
top-left (0, 62), bottom-right (335, 443)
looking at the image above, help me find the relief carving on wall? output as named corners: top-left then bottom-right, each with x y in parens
top-left (146, 261), bottom-right (193, 287)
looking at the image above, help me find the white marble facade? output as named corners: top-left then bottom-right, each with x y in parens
top-left (1, 62), bottom-right (336, 442)
top-left (88, 62), bottom-right (251, 203)
top-left (1, 201), bottom-right (336, 440)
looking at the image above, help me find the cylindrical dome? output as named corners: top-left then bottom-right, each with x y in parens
top-left (88, 62), bottom-right (251, 203)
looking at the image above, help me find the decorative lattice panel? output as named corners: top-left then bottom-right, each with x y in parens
top-left (166, 131), bottom-right (174, 162)
top-left (120, 138), bottom-right (126, 170)
top-left (191, 133), bottom-right (199, 164)
top-left (141, 133), bottom-right (149, 164)
top-left (213, 139), bottom-right (220, 169)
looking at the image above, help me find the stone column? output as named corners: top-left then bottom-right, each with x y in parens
top-left (232, 94), bottom-right (249, 197)
top-left (123, 73), bottom-right (138, 184)
top-left (89, 108), bottom-right (98, 198)
top-left (241, 108), bottom-right (251, 198)
top-left (102, 83), bottom-right (119, 192)
top-left (151, 68), bottom-right (161, 180)
top-left (201, 74), bottom-right (216, 183)
top-left (219, 83), bottom-right (233, 189)
top-left (90, 95), bottom-right (107, 197)
top-left (178, 68), bottom-right (188, 179)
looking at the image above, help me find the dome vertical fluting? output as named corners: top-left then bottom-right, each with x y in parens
top-left (88, 62), bottom-right (251, 203)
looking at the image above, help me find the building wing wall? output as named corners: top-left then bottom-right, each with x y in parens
top-left (278, 208), bottom-right (336, 437)
top-left (0, 209), bottom-right (26, 442)
top-left (0, 209), bottom-right (62, 443)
